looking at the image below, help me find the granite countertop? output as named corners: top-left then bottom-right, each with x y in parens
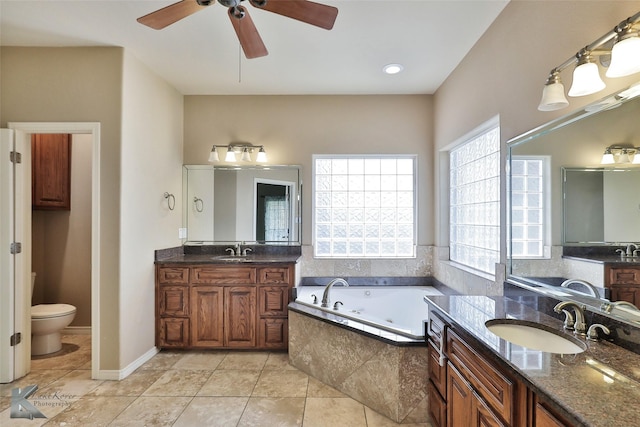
top-left (155, 253), bottom-right (301, 265)
top-left (154, 245), bottom-right (302, 265)
top-left (425, 295), bottom-right (640, 427)
top-left (563, 254), bottom-right (640, 265)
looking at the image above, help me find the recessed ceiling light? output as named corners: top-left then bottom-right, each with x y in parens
top-left (383, 63), bottom-right (404, 75)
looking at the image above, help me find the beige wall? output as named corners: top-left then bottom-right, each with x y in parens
top-left (432, 1), bottom-right (640, 293)
top-left (1, 46), bottom-right (184, 373)
top-left (32, 134), bottom-right (92, 327)
top-left (119, 51), bottom-right (184, 369)
top-left (1, 46), bottom-right (124, 369)
top-left (183, 95), bottom-right (434, 246)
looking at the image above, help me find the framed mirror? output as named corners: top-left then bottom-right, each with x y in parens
top-left (182, 165), bottom-right (302, 245)
top-left (507, 81), bottom-right (640, 325)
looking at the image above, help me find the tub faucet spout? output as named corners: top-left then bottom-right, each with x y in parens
top-left (321, 278), bottom-right (349, 308)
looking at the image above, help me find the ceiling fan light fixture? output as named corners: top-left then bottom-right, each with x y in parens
top-left (383, 64), bottom-right (404, 75)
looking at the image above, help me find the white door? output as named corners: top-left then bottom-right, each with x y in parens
top-left (0, 129), bottom-right (31, 383)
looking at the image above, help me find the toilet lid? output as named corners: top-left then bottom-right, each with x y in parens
top-left (31, 304), bottom-right (76, 318)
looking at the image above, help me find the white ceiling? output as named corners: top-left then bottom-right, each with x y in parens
top-left (0, 0), bottom-right (509, 95)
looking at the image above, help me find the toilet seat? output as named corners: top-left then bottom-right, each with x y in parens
top-left (31, 304), bottom-right (76, 319)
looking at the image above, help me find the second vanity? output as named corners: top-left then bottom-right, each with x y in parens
top-left (154, 246), bottom-right (300, 350)
top-left (425, 294), bottom-right (640, 427)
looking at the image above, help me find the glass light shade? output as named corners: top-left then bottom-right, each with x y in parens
top-left (619, 149), bottom-right (631, 164)
top-left (225, 147), bottom-right (236, 162)
top-left (568, 62), bottom-right (605, 97)
top-left (256, 147), bottom-right (267, 162)
top-left (241, 148), bottom-right (251, 162)
top-left (601, 151), bottom-right (615, 164)
top-left (208, 146), bottom-right (219, 162)
top-left (633, 152), bottom-right (640, 164)
top-left (606, 35), bottom-right (640, 78)
top-left (538, 82), bottom-right (569, 111)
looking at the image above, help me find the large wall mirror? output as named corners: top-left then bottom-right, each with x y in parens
top-left (182, 165), bottom-right (302, 245)
top-left (507, 81), bottom-right (640, 326)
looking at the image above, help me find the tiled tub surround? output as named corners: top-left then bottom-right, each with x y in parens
top-left (425, 294), bottom-right (640, 427)
top-left (288, 310), bottom-right (429, 424)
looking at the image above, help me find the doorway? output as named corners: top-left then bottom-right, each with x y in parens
top-left (2, 122), bottom-right (101, 381)
top-left (254, 179), bottom-right (295, 243)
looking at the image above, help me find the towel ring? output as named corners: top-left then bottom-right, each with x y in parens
top-left (164, 192), bottom-right (175, 211)
top-left (194, 197), bottom-right (204, 213)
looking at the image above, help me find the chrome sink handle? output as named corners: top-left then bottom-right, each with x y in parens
top-left (242, 248), bottom-right (253, 256)
top-left (310, 294), bottom-right (318, 305)
top-left (587, 324), bottom-right (610, 341)
top-left (333, 301), bottom-right (343, 310)
top-left (226, 247), bottom-right (236, 256)
top-left (616, 248), bottom-right (626, 258)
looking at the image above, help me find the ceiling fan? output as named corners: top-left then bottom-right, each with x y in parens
top-left (137, 0), bottom-right (338, 59)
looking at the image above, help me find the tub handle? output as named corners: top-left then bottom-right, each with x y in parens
top-left (310, 294), bottom-right (318, 304)
top-left (333, 301), bottom-right (343, 310)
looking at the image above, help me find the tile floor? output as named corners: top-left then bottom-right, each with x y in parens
top-left (1, 335), bottom-right (432, 427)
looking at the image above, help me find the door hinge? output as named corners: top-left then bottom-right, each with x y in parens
top-left (10, 333), bottom-right (22, 346)
top-left (10, 242), bottom-right (22, 254)
top-left (9, 151), bottom-right (22, 164)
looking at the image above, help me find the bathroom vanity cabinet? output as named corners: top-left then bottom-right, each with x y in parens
top-left (31, 133), bottom-right (72, 210)
top-left (156, 263), bottom-right (294, 350)
top-left (605, 265), bottom-right (640, 306)
top-left (426, 306), bottom-right (571, 427)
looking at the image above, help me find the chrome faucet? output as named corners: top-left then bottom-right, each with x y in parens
top-left (554, 301), bottom-right (587, 335)
top-left (225, 242), bottom-right (242, 256)
top-left (601, 300), bottom-right (639, 313)
top-left (560, 279), bottom-right (600, 298)
top-left (625, 243), bottom-right (638, 257)
top-left (321, 278), bottom-right (349, 308)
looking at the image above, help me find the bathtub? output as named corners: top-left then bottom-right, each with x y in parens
top-left (293, 285), bottom-right (443, 340)
top-left (288, 282), bottom-right (444, 423)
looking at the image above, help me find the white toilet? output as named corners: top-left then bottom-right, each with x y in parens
top-left (31, 272), bottom-right (77, 356)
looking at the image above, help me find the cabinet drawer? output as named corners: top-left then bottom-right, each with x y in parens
top-left (428, 341), bottom-right (447, 398)
top-left (158, 285), bottom-right (189, 316)
top-left (258, 286), bottom-right (289, 317)
top-left (428, 309), bottom-right (447, 350)
top-left (428, 381), bottom-right (447, 427)
top-left (259, 267), bottom-right (291, 284)
top-left (258, 318), bottom-right (288, 349)
top-left (609, 267), bottom-right (640, 285)
top-left (157, 267), bottom-right (189, 284)
top-left (447, 329), bottom-right (515, 425)
top-left (158, 318), bottom-right (189, 347)
top-left (192, 267), bottom-right (257, 284)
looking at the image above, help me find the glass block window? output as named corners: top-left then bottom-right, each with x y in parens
top-left (510, 157), bottom-right (549, 258)
top-left (449, 125), bottom-right (500, 274)
top-left (313, 155), bottom-right (416, 258)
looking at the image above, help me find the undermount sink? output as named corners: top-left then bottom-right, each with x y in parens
top-left (485, 319), bottom-right (586, 354)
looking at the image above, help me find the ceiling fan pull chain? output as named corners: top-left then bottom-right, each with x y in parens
top-left (238, 42), bottom-right (242, 83)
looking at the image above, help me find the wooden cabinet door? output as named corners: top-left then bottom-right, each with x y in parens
top-left (473, 390), bottom-right (507, 427)
top-left (191, 286), bottom-right (224, 347)
top-left (32, 133), bottom-right (72, 210)
top-left (158, 318), bottom-right (189, 348)
top-left (258, 318), bottom-right (288, 349)
top-left (224, 286), bottom-right (256, 347)
top-left (610, 285), bottom-right (640, 307)
top-left (158, 285), bottom-right (189, 317)
top-left (428, 381), bottom-right (447, 427)
top-left (258, 285), bottom-right (289, 317)
top-left (447, 362), bottom-right (473, 427)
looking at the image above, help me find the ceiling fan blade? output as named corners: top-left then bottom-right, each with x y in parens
top-left (137, 0), bottom-right (208, 30)
top-left (229, 7), bottom-right (268, 59)
top-left (251, 0), bottom-right (338, 30)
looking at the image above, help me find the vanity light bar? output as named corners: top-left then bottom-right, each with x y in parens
top-left (600, 145), bottom-right (640, 165)
top-left (539, 10), bottom-right (640, 111)
top-left (208, 143), bottom-right (267, 163)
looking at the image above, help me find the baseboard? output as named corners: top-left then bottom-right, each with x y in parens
top-left (63, 326), bottom-right (91, 335)
top-left (93, 346), bottom-right (159, 381)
